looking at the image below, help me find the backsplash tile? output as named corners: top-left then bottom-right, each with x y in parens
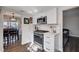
top-left (35, 24), bottom-right (57, 32)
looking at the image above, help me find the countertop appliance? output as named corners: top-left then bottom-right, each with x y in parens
top-left (37, 16), bottom-right (47, 24)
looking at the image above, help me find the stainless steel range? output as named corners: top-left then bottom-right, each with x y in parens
top-left (34, 30), bottom-right (49, 50)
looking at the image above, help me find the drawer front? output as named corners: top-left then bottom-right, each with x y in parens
top-left (44, 44), bottom-right (51, 51)
top-left (44, 40), bottom-right (54, 52)
top-left (45, 47), bottom-right (51, 51)
top-left (44, 34), bottom-right (54, 52)
top-left (44, 44), bottom-right (54, 52)
top-left (44, 41), bottom-right (54, 48)
top-left (45, 41), bottom-right (50, 44)
top-left (44, 38), bottom-right (54, 44)
top-left (45, 48), bottom-right (54, 52)
top-left (44, 37), bottom-right (53, 42)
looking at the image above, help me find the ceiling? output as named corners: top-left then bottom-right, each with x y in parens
top-left (3, 6), bottom-right (56, 16)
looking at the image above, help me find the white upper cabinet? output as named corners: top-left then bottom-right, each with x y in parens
top-left (44, 33), bottom-right (54, 52)
top-left (46, 8), bottom-right (57, 24)
top-left (33, 8), bottom-right (57, 24)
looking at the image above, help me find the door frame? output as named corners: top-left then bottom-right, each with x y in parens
top-left (62, 6), bottom-right (78, 51)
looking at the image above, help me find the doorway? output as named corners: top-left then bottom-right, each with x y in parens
top-left (3, 14), bottom-right (22, 52)
top-left (63, 7), bottom-right (79, 52)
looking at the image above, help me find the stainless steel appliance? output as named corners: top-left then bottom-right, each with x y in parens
top-left (34, 30), bottom-right (49, 50)
top-left (37, 16), bottom-right (47, 24)
top-left (34, 32), bottom-right (43, 48)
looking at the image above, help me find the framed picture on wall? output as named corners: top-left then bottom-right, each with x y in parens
top-left (24, 18), bottom-right (29, 24)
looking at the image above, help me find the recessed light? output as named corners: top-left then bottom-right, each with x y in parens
top-left (34, 9), bottom-right (38, 13)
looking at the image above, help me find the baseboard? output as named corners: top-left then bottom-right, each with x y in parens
top-left (69, 36), bottom-right (79, 38)
top-left (55, 48), bottom-right (63, 52)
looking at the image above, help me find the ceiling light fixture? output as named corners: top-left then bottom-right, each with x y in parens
top-left (11, 12), bottom-right (16, 21)
top-left (34, 9), bottom-right (38, 13)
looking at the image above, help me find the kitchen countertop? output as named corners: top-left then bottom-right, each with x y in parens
top-left (34, 30), bottom-right (49, 34)
top-left (34, 30), bottom-right (59, 35)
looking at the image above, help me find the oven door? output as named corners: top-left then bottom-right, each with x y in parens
top-left (34, 34), bottom-right (43, 47)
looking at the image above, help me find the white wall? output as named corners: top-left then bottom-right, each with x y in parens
top-left (21, 16), bottom-right (34, 45)
top-left (0, 7), bottom-right (3, 52)
top-left (63, 8), bottom-right (79, 37)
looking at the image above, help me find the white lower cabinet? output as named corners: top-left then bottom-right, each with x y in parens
top-left (44, 33), bottom-right (54, 52)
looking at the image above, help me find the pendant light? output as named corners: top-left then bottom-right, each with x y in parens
top-left (11, 12), bottom-right (16, 21)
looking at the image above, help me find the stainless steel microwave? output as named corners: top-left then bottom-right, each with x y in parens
top-left (37, 16), bottom-right (47, 24)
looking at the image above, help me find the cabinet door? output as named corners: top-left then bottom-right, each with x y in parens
top-left (47, 8), bottom-right (57, 24)
top-left (44, 44), bottom-right (52, 51)
top-left (44, 34), bottom-right (54, 52)
top-left (44, 39), bottom-right (54, 52)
